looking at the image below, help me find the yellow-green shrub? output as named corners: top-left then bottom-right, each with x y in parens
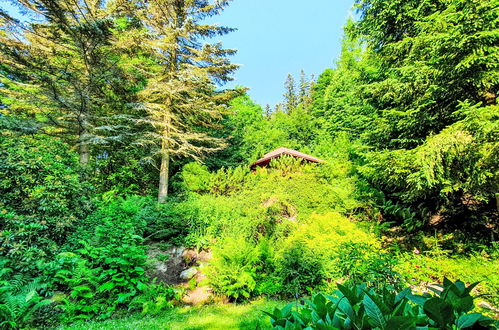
top-left (276, 213), bottom-right (399, 290)
top-left (282, 212), bottom-right (380, 272)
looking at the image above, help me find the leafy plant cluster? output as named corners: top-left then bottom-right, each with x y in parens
top-left (0, 150), bottom-right (182, 327)
top-left (265, 279), bottom-right (498, 329)
top-left (186, 162), bottom-right (398, 301)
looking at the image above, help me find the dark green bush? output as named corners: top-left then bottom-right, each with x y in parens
top-left (137, 200), bottom-right (191, 245)
top-left (334, 242), bottom-right (401, 290)
top-left (276, 243), bottom-right (325, 297)
top-left (0, 135), bottom-right (94, 276)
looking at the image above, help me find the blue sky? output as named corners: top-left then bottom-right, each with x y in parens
top-left (3, 0), bottom-right (355, 108)
top-left (214, 0), bottom-right (355, 107)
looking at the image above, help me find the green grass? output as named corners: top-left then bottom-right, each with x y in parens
top-left (62, 299), bottom-right (286, 330)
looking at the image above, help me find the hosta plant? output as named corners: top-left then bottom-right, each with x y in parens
top-left (264, 279), bottom-right (498, 329)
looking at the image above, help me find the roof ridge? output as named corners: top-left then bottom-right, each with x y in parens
top-left (251, 147), bottom-right (325, 168)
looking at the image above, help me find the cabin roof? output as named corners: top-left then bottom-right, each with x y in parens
top-left (250, 147), bottom-right (325, 169)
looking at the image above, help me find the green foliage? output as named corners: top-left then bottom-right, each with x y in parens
top-left (0, 135), bottom-right (93, 276)
top-left (309, 0), bottom-right (499, 232)
top-left (129, 280), bottom-right (178, 315)
top-left (334, 242), bottom-right (401, 290)
top-left (206, 95), bottom-right (266, 168)
top-left (360, 103), bottom-right (499, 229)
top-left (396, 246), bottom-right (499, 308)
top-left (92, 147), bottom-right (159, 196)
top-left (39, 197), bottom-right (150, 321)
top-left (209, 165), bottom-right (251, 196)
top-left (264, 280), bottom-right (498, 329)
top-left (208, 237), bottom-right (261, 302)
top-left (0, 0), bottom-right (497, 327)
top-left (0, 261), bottom-right (53, 329)
top-left (49, 243), bottom-right (148, 321)
top-left (135, 199), bottom-right (190, 245)
top-left (276, 243), bottom-right (325, 297)
top-left (178, 162), bottom-right (212, 193)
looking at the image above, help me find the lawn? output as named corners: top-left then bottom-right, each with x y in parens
top-left (62, 299), bottom-right (286, 330)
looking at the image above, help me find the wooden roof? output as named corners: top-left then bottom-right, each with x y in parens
top-left (250, 147), bottom-right (325, 169)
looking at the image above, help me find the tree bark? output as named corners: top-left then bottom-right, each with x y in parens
top-left (79, 136), bottom-right (90, 166)
top-left (158, 128), bottom-right (170, 204)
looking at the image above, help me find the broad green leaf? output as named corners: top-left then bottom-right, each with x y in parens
top-left (423, 298), bottom-right (454, 327)
top-left (386, 316), bottom-right (416, 329)
top-left (363, 293), bottom-right (387, 329)
top-left (456, 313), bottom-right (482, 329)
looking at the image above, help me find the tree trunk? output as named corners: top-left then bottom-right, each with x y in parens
top-left (158, 130), bottom-right (170, 204)
top-left (79, 111), bottom-right (90, 166)
top-left (79, 137), bottom-right (90, 166)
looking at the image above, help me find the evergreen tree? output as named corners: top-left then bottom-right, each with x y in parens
top-left (298, 69), bottom-right (313, 109)
top-left (283, 73), bottom-right (298, 112)
top-left (274, 102), bottom-right (284, 113)
top-left (353, 0), bottom-right (498, 148)
top-left (0, 0), bottom-right (131, 166)
top-left (133, 0), bottom-right (238, 203)
top-left (265, 104), bottom-right (272, 118)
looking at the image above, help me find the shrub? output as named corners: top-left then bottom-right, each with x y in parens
top-left (67, 196), bottom-right (147, 248)
top-left (178, 162), bottom-right (212, 193)
top-left (334, 242), bottom-right (401, 290)
top-left (50, 244), bottom-right (148, 321)
top-left (278, 213), bottom-right (393, 288)
top-left (276, 242), bottom-right (325, 297)
top-left (45, 197), bottom-right (150, 321)
top-left (0, 135), bottom-right (94, 276)
top-left (209, 165), bottom-right (251, 195)
top-left (136, 199), bottom-right (190, 245)
top-left (396, 248), bottom-right (499, 307)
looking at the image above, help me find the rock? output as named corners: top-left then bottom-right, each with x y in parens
top-left (183, 249), bottom-right (198, 264)
top-left (197, 250), bottom-right (212, 263)
top-left (182, 286), bottom-right (213, 305)
top-left (179, 267), bottom-right (198, 280)
top-left (146, 245), bottom-right (186, 284)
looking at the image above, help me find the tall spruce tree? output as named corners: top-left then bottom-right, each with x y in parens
top-left (133, 0), bottom-right (238, 203)
top-left (298, 69), bottom-right (313, 109)
top-left (283, 73), bottom-right (298, 112)
top-left (0, 0), bottom-right (130, 166)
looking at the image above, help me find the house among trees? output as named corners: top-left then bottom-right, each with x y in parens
top-left (250, 147), bottom-right (325, 170)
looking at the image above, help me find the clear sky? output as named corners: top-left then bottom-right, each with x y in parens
top-left (213, 0), bottom-right (355, 107)
top-left (2, 0), bottom-right (355, 108)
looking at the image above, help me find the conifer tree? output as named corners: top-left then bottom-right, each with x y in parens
top-left (298, 70), bottom-right (307, 104)
top-left (298, 69), bottom-right (313, 109)
top-left (0, 0), bottom-right (129, 166)
top-left (265, 104), bottom-right (271, 118)
top-left (133, 0), bottom-right (238, 203)
top-left (283, 73), bottom-right (298, 112)
top-left (274, 103), bottom-right (284, 114)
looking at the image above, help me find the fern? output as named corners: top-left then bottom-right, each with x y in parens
top-left (0, 271), bottom-right (51, 329)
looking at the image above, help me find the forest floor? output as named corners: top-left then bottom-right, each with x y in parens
top-left (61, 299), bottom-right (285, 330)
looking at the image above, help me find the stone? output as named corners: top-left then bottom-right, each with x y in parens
top-left (182, 286), bottom-right (213, 305)
top-left (179, 267), bottom-right (198, 280)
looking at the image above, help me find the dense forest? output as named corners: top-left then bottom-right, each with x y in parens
top-left (0, 0), bottom-right (498, 329)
